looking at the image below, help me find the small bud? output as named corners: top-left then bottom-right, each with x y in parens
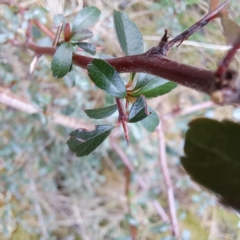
top-left (64, 23), bottom-right (71, 41)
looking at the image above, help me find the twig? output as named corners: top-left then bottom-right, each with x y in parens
top-left (33, 19), bottom-right (55, 40)
top-left (162, 101), bottom-right (215, 119)
top-left (143, 37), bottom-right (238, 51)
top-left (216, 34), bottom-right (240, 79)
top-left (21, 41), bottom-right (240, 105)
top-left (0, 87), bottom-right (94, 129)
top-left (157, 122), bottom-right (179, 239)
top-left (168, 0), bottom-right (230, 49)
top-left (111, 138), bottom-right (169, 222)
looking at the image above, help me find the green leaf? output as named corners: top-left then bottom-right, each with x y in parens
top-left (84, 104), bottom-right (117, 119)
top-left (113, 10), bottom-right (143, 55)
top-left (128, 95), bottom-right (149, 123)
top-left (141, 107), bottom-right (159, 132)
top-left (70, 29), bottom-right (93, 42)
top-left (133, 73), bottom-right (156, 91)
top-left (87, 59), bottom-right (127, 98)
top-left (51, 42), bottom-right (73, 78)
top-left (77, 42), bottom-right (96, 55)
top-left (72, 6), bottom-right (101, 33)
top-left (67, 125), bottom-right (114, 157)
top-left (181, 118), bottom-right (240, 211)
top-left (53, 14), bottom-right (66, 27)
top-left (131, 77), bottom-right (177, 98)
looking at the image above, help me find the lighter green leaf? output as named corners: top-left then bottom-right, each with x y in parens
top-left (134, 73), bottom-right (156, 91)
top-left (67, 125), bottom-right (114, 157)
top-left (51, 42), bottom-right (73, 78)
top-left (113, 10), bottom-right (143, 55)
top-left (128, 95), bottom-right (149, 123)
top-left (84, 104), bottom-right (117, 119)
top-left (72, 6), bottom-right (101, 33)
top-left (141, 107), bottom-right (159, 132)
top-left (87, 59), bottom-right (127, 98)
top-left (70, 29), bottom-right (93, 42)
top-left (131, 78), bottom-right (177, 98)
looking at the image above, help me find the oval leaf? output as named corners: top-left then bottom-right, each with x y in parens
top-left (113, 10), bottom-right (143, 55)
top-left (51, 42), bottom-right (73, 78)
top-left (181, 118), bottom-right (240, 211)
top-left (84, 104), bottom-right (117, 119)
top-left (87, 59), bottom-right (127, 98)
top-left (128, 95), bottom-right (149, 123)
top-left (72, 6), bottom-right (101, 34)
top-left (134, 73), bottom-right (156, 91)
top-left (67, 125), bottom-right (114, 157)
top-left (141, 107), bottom-right (159, 132)
top-left (77, 42), bottom-right (96, 55)
top-left (131, 78), bottom-right (177, 98)
top-left (70, 29), bottom-right (93, 42)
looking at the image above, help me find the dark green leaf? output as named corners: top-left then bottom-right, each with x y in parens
top-left (128, 95), bottom-right (149, 123)
top-left (141, 107), bottom-right (159, 132)
top-left (77, 42), bottom-right (96, 55)
top-left (133, 73), bottom-right (156, 91)
top-left (72, 6), bottom-right (101, 33)
top-left (67, 125), bottom-right (114, 157)
top-left (131, 78), bottom-right (177, 98)
top-left (113, 10), bottom-right (143, 55)
top-left (84, 104), bottom-right (117, 119)
top-left (51, 42), bottom-right (73, 78)
top-left (70, 29), bottom-right (93, 42)
top-left (87, 59), bottom-right (127, 98)
top-left (181, 118), bottom-right (240, 211)
top-left (53, 14), bottom-right (66, 27)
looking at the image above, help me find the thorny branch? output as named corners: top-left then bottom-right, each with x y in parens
top-left (9, 0), bottom-right (240, 105)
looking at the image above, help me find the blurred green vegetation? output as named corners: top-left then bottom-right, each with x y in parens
top-left (1, 0), bottom-right (240, 239)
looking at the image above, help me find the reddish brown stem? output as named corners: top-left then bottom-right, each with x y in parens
top-left (25, 42), bottom-right (214, 92)
top-left (15, 41), bottom-right (240, 104)
top-left (33, 19), bottom-right (55, 40)
top-left (116, 98), bottom-right (129, 144)
top-left (216, 36), bottom-right (240, 79)
top-left (168, 0), bottom-right (230, 49)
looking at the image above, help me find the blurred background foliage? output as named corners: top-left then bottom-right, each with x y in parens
top-left (1, 0), bottom-right (240, 239)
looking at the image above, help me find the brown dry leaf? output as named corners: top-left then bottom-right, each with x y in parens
top-left (209, 0), bottom-right (240, 45)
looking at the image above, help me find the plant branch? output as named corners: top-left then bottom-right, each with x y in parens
top-left (9, 0), bottom-right (240, 105)
top-left (18, 41), bottom-right (239, 105)
top-left (216, 34), bottom-right (240, 79)
top-left (33, 19), bottom-right (55, 40)
top-left (168, 0), bottom-right (230, 49)
top-left (157, 122), bottom-right (179, 239)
